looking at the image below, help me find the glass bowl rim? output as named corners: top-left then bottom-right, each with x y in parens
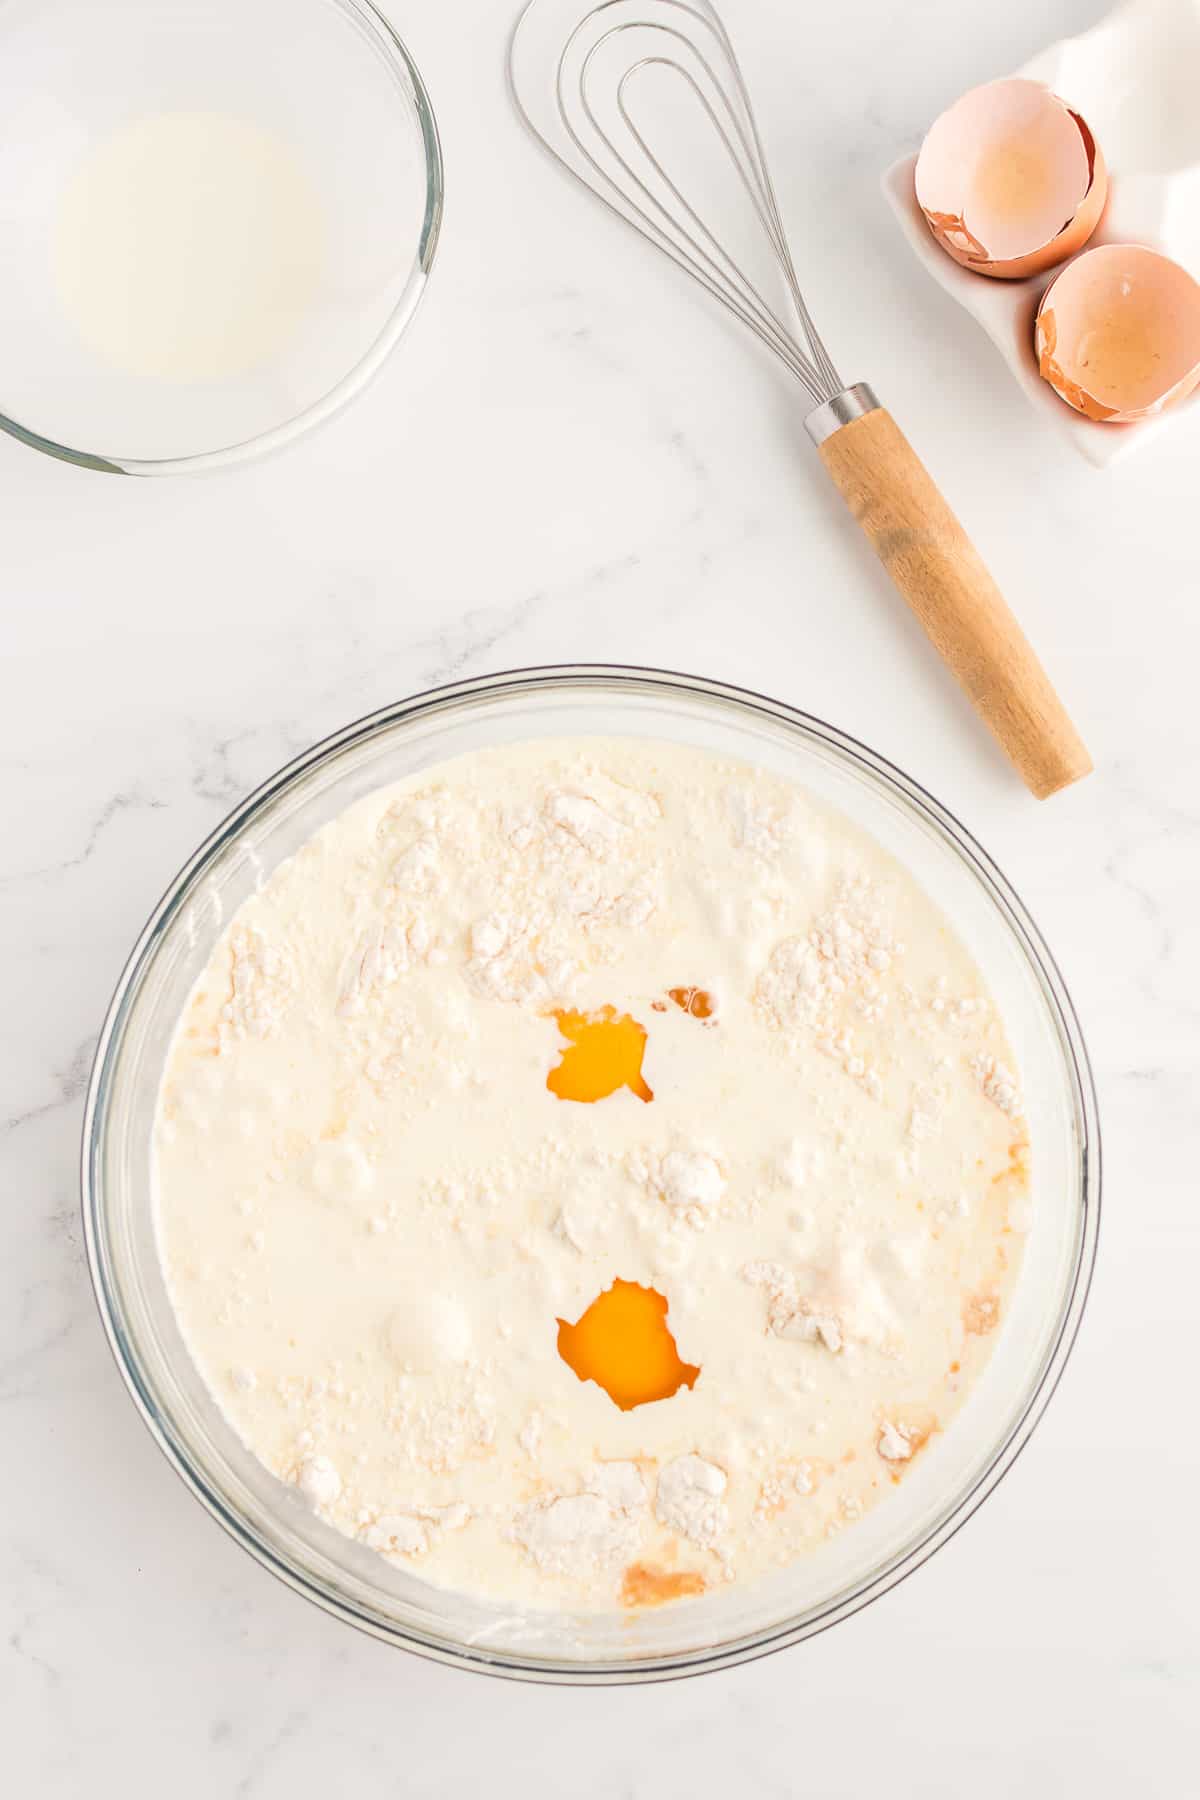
top-left (81, 663), bottom-right (1101, 1682)
top-left (0, 0), bottom-right (444, 476)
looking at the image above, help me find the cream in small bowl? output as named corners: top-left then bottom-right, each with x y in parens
top-left (0, 0), bottom-right (441, 473)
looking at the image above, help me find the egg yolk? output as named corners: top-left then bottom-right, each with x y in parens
top-left (547, 1007), bottom-right (653, 1103)
top-left (667, 985), bottom-right (715, 1020)
top-left (557, 1280), bottom-right (700, 1411)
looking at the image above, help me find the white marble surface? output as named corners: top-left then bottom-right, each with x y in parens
top-left (4, 0), bottom-right (1198, 1792)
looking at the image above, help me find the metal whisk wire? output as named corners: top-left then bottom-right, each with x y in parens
top-left (508, 0), bottom-right (1093, 800)
top-left (511, 0), bottom-right (844, 405)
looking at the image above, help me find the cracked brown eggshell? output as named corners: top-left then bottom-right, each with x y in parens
top-left (915, 78), bottom-right (1106, 280)
top-left (1035, 244), bottom-right (1200, 422)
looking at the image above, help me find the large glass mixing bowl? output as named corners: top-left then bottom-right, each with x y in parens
top-left (82, 668), bottom-right (1099, 1681)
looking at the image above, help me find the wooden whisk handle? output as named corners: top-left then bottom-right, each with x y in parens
top-left (812, 399), bottom-right (1092, 800)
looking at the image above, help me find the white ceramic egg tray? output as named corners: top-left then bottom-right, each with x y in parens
top-left (883, 0), bottom-right (1200, 466)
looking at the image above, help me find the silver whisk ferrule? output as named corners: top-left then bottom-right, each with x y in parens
top-left (804, 382), bottom-right (880, 445)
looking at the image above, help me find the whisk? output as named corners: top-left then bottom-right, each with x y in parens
top-left (508, 0), bottom-right (1091, 798)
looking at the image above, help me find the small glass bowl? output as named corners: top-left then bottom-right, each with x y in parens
top-left (0, 0), bottom-right (442, 473)
top-left (83, 668), bottom-right (1100, 1681)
